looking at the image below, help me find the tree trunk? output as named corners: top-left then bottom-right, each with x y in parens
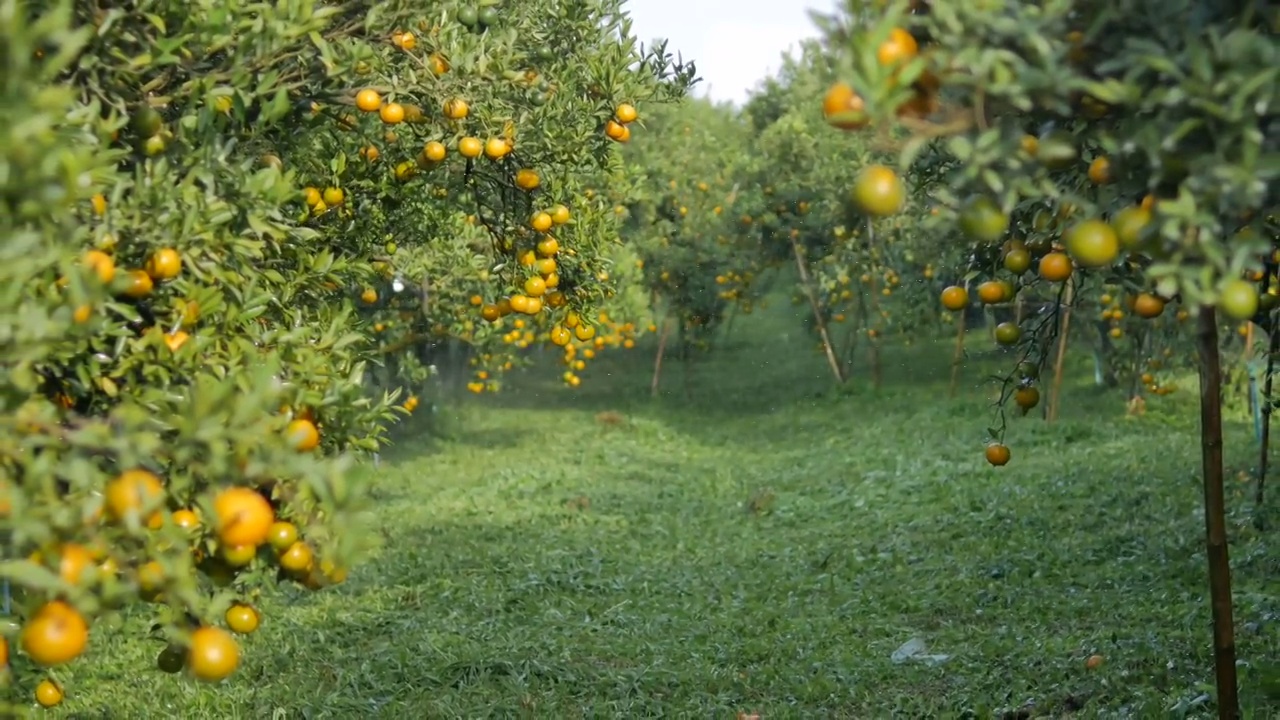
top-left (1195, 306), bottom-right (1240, 720)
top-left (651, 318), bottom-right (671, 398)
top-left (949, 309), bottom-right (967, 398)
top-left (790, 238), bottom-right (846, 384)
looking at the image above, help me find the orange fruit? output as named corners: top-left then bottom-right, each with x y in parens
top-left (484, 137), bottom-right (510, 159)
top-left (1014, 386), bottom-right (1040, 410)
top-left (458, 136), bottom-right (483, 158)
top-left (994, 322), bottom-right (1021, 345)
top-left (379, 102), bottom-right (405, 124)
top-left (550, 204), bottom-right (571, 225)
top-left (515, 169), bottom-right (540, 190)
top-left (285, 418), bottom-right (320, 451)
top-left (213, 487), bottom-right (274, 548)
top-left (1220, 278), bottom-right (1259, 321)
top-left (21, 601), bottom-right (89, 666)
top-left (104, 469), bottom-right (163, 524)
top-left (959, 196), bottom-right (1008, 242)
top-left (267, 520), bottom-right (300, 552)
top-left (1133, 293), bottom-right (1166, 319)
top-left (822, 81), bottom-right (869, 130)
top-left (278, 541), bottom-right (315, 574)
top-left (1112, 206), bottom-right (1152, 249)
top-left (225, 604), bottom-right (259, 635)
top-left (1003, 248), bottom-right (1032, 275)
top-left (172, 508), bottom-right (200, 531)
top-left (83, 249), bottom-right (116, 284)
top-left (523, 276), bottom-right (547, 297)
top-left (144, 248), bottom-right (180, 281)
top-left (615, 103), bottom-right (638, 123)
top-left (940, 285), bottom-right (968, 311)
top-left (1064, 219), bottom-right (1120, 268)
top-left (851, 165), bottom-right (904, 217)
top-left (55, 544), bottom-right (95, 586)
top-left (355, 89), bottom-right (382, 112)
top-left (977, 281), bottom-right (1007, 305)
top-left (876, 27), bottom-right (919, 68)
top-left (1085, 654), bottom-right (1104, 670)
top-left (1087, 156), bottom-right (1112, 184)
top-left (121, 269), bottom-right (154, 299)
top-left (422, 141), bottom-right (447, 163)
top-left (443, 98), bottom-right (469, 119)
top-left (35, 679), bottom-right (63, 707)
top-left (1038, 252), bottom-right (1073, 282)
top-left (187, 626), bottom-right (239, 682)
top-left (604, 120), bottom-right (627, 140)
top-left (985, 444), bottom-right (1011, 467)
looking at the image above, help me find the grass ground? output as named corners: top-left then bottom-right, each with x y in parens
top-left (30, 298), bottom-right (1280, 718)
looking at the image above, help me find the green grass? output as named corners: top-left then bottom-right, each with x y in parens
top-left (33, 299), bottom-right (1280, 718)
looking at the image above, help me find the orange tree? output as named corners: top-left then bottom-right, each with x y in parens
top-left (733, 43), bottom-right (958, 387)
top-left (618, 97), bottom-right (762, 392)
top-left (1, 0), bottom-right (688, 709)
top-left (814, 0), bottom-right (1277, 714)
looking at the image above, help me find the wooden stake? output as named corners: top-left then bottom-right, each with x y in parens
top-left (1194, 306), bottom-right (1241, 720)
top-left (1047, 281), bottom-right (1075, 423)
top-left (790, 237), bottom-right (847, 384)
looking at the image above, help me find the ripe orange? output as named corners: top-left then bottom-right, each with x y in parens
top-left (121, 268), bottom-right (154, 299)
top-left (1087, 156), bottom-right (1113, 184)
top-left (164, 330), bottom-right (190, 352)
top-left (550, 326), bottom-right (571, 346)
top-left (985, 444), bottom-right (1011, 467)
top-left (55, 543), bottom-right (95, 586)
top-left (604, 120), bottom-right (627, 140)
top-left (214, 487), bottom-right (274, 547)
top-left (484, 137), bottom-right (510, 159)
top-left (940, 285), bottom-right (968, 311)
top-left (1085, 654), bottom-right (1104, 670)
top-left (225, 604), bottom-right (259, 635)
top-left (379, 102), bottom-right (405, 124)
top-left (550, 204), bottom-right (571, 225)
top-left (515, 169), bottom-right (540, 190)
top-left (531, 212), bottom-right (553, 232)
top-left (1133, 293), bottom-right (1166, 319)
top-left (361, 287), bottom-right (377, 304)
top-left (278, 541), bottom-right (315, 574)
top-left (1038, 252), bottom-right (1073, 282)
top-left (1064, 219), bottom-right (1120, 268)
top-left (172, 508), bottom-right (200, 530)
top-left (355, 89), bottom-right (382, 112)
top-left (615, 103), bottom-right (638, 123)
top-left (443, 98), bottom-right (469, 119)
top-left (285, 418), bottom-right (320, 451)
top-left (574, 324), bottom-right (596, 341)
top-left (187, 626), bottom-right (239, 682)
top-left (83, 249), bottom-right (116, 284)
top-left (523, 276), bottom-right (547, 297)
top-left (35, 679), bottom-right (63, 708)
top-left (822, 81), bottom-right (869, 130)
top-left (458, 136), bottom-right (483, 158)
top-left (851, 165), bottom-right (904, 217)
top-left (977, 281), bottom-right (1007, 305)
top-left (876, 27), bottom-right (919, 68)
top-left (1014, 386), bottom-right (1040, 410)
top-left (21, 601), bottom-right (89, 666)
top-left (422, 140), bottom-right (447, 163)
top-left (105, 469), bottom-right (163, 524)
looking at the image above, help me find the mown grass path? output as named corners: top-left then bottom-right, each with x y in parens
top-left (66, 305), bottom-right (1279, 718)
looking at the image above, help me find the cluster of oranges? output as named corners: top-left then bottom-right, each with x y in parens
top-left (603, 102), bottom-right (638, 143)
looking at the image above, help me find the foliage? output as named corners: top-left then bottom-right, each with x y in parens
top-left (0, 0), bottom-right (688, 704)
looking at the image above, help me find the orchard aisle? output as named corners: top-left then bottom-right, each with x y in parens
top-left (77, 319), bottom-right (1277, 717)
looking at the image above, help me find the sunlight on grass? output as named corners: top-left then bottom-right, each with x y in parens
top-left (60, 296), bottom-right (1280, 718)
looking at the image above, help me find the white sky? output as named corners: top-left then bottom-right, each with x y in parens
top-left (624, 0), bottom-right (832, 106)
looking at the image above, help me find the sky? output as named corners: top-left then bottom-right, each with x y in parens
top-left (624, 0), bottom-right (833, 106)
